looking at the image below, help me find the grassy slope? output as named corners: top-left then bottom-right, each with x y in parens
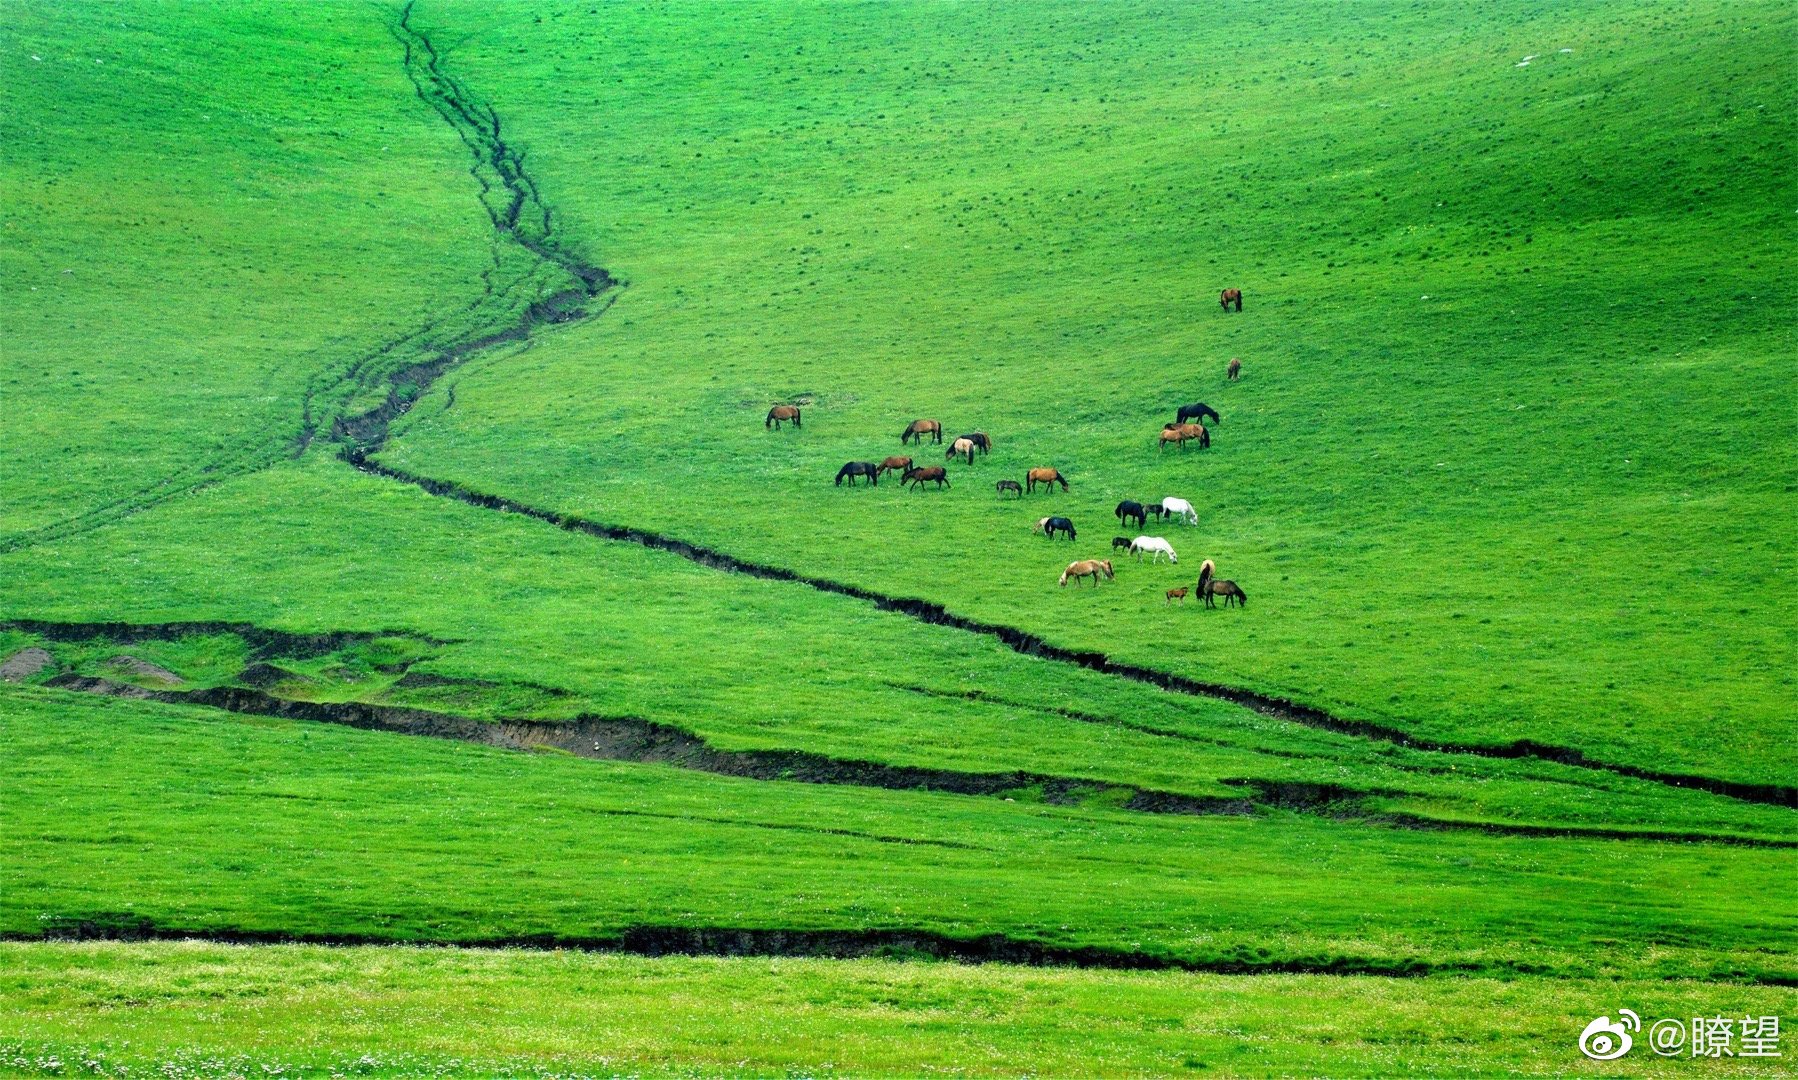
top-left (0, 0), bottom-right (493, 541)
top-left (6, 458), bottom-right (1795, 843)
top-left (3, 943), bottom-right (1795, 1078)
top-left (378, 0), bottom-right (1798, 786)
top-left (5, 689), bottom-right (1794, 982)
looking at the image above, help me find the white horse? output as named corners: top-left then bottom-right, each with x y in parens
top-left (1159, 497), bottom-right (1199, 525)
top-left (1129, 536), bottom-right (1178, 563)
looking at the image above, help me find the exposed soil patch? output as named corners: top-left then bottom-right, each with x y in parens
top-left (0, 618), bottom-right (447, 660)
top-left (104, 656), bottom-right (182, 685)
top-left (0, 647), bottom-right (54, 682)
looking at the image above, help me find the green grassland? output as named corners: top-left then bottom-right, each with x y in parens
top-left (5, 942), bottom-right (1796, 1078)
top-left (377, 0), bottom-right (1798, 786)
top-left (1, 0), bottom-right (1793, 1073)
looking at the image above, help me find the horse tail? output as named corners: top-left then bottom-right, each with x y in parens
top-left (767, 412), bottom-right (775, 428)
top-left (793, 408), bottom-right (801, 427)
top-left (1198, 560), bottom-right (1214, 592)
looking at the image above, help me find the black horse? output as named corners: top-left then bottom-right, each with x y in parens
top-left (1175, 402), bottom-right (1220, 426)
top-left (1111, 536), bottom-right (1133, 552)
top-left (995, 479), bottom-right (1022, 497)
top-left (834, 461), bottom-right (879, 487)
top-left (1115, 500), bottom-right (1147, 529)
top-left (1040, 516), bottom-right (1076, 540)
top-left (1145, 502), bottom-right (1167, 521)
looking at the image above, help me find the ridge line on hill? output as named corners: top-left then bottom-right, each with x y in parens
top-left (342, 455), bottom-right (1798, 811)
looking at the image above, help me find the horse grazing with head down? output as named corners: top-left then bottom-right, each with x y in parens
top-left (947, 437), bottom-right (977, 464)
top-left (1160, 422), bottom-right (1209, 450)
top-left (1227, 358), bottom-right (1241, 381)
top-left (1197, 559), bottom-right (1246, 608)
top-left (1159, 497), bottom-right (1199, 525)
top-left (1175, 402), bottom-right (1219, 426)
top-left (1026, 467), bottom-right (1068, 493)
top-left (1165, 587), bottom-right (1189, 605)
top-left (876, 456), bottom-right (913, 478)
top-left (1059, 559), bottom-right (1114, 587)
top-left (834, 461), bottom-right (879, 486)
top-left (901, 419), bottom-right (943, 445)
top-left (995, 479), bottom-right (1022, 497)
top-left (766, 405), bottom-right (802, 429)
top-left (1034, 516), bottom-right (1076, 541)
top-left (902, 465), bottom-right (950, 490)
top-left (1219, 288), bottom-right (1243, 312)
top-left (957, 432), bottom-right (992, 455)
top-left (1116, 500), bottom-right (1147, 529)
top-left (1112, 536), bottom-right (1133, 552)
top-left (1129, 536), bottom-right (1177, 563)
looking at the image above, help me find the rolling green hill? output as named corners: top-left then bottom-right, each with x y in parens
top-left (2, 0), bottom-right (1792, 1073)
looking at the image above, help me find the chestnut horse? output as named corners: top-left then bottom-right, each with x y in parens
top-left (901, 419), bottom-right (943, 444)
top-left (947, 437), bottom-right (977, 464)
top-left (876, 455), bottom-right (914, 477)
top-left (766, 405), bottom-right (802, 429)
top-left (1059, 559), bottom-right (1114, 587)
top-left (1159, 423), bottom-right (1208, 451)
top-left (1165, 587), bottom-right (1189, 605)
top-left (835, 461), bottom-right (879, 486)
top-left (1227, 357), bottom-right (1241, 381)
top-left (1220, 287), bottom-right (1242, 312)
top-left (1026, 467), bottom-right (1068, 493)
top-left (902, 465), bottom-right (950, 490)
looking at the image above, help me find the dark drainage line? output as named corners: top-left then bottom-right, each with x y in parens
top-left (340, 456), bottom-right (1798, 812)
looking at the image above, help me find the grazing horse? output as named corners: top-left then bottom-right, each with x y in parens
top-left (1034, 516), bottom-right (1076, 541)
top-left (1227, 357), bottom-right (1241, 381)
top-left (1145, 502), bottom-right (1167, 521)
top-left (957, 431), bottom-right (992, 454)
top-left (995, 479), bottom-right (1022, 497)
top-left (1059, 559), bottom-right (1114, 587)
top-left (1130, 536), bottom-right (1177, 563)
top-left (902, 465), bottom-right (950, 490)
top-left (1175, 402), bottom-right (1220, 426)
top-left (1116, 500), bottom-right (1147, 529)
top-left (1026, 467), bottom-right (1068, 493)
top-left (834, 461), bottom-right (879, 486)
top-left (1220, 287), bottom-right (1243, 312)
top-left (901, 419), bottom-right (943, 444)
top-left (1111, 536), bottom-right (1133, 552)
top-left (766, 405), bottom-right (802, 429)
top-left (1160, 421), bottom-right (1209, 450)
top-left (876, 455), bottom-right (914, 477)
top-left (1197, 559), bottom-right (1246, 608)
top-left (1159, 497), bottom-right (1198, 525)
top-left (947, 437), bottom-right (977, 464)
top-left (1165, 587), bottom-right (1189, 605)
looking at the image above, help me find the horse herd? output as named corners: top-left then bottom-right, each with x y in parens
top-left (767, 313), bottom-right (1250, 608)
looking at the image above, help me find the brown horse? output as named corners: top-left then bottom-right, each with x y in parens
top-left (1159, 423), bottom-right (1208, 451)
top-left (876, 455), bottom-right (914, 477)
top-left (1026, 467), bottom-right (1068, 493)
top-left (766, 405), bottom-right (802, 429)
top-left (1059, 559), bottom-right (1114, 587)
top-left (947, 437), bottom-right (977, 464)
top-left (1227, 357), bottom-right (1241, 381)
top-left (1220, 288), bottom-right (1242, 312)
top-left (957, 431), bottom-right (992, 455)
top-left (902, 465), bottom-right (950, 490)
top-left (901, 419), bottom-right (943, 445)
top-left (1165, 587), bottom-right (1189, 605)
top-left (1197, 559), bottom-right (1246, 608)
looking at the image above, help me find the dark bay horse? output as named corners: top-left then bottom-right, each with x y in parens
top-left (835, 461), bottom-right (879, 486)
top-left (902, 465), bottom-right (950, 490)
top-left (1175, 402), bottom-right (1219, 426)
top-left (766, 405), bottom-right (802, 429)
top-left (1197, 559), bottom-right (1246, 608)
top-left (901, 419), bottom-right (943, 444)
top-left (1220, 288), bottom-right (1242, 312)
top-left (957, 432), bottom-right (992, 455)
top-left (1116, 500), bottom-right (1147, 529)
top-left (995, 479), bottom-right (1022, 497)
top-left (1227, 357), bottom-right (1241, 381)
top-left (1026, 467), bottom-right (1068, 493)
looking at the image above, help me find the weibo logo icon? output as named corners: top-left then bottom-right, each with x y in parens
top-left (1579, 1010), bottom-right (1641, 1060)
